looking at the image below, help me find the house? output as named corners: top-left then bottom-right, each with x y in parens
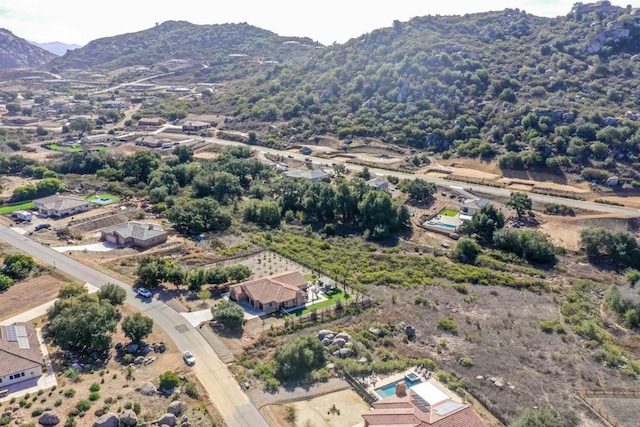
top-left (460, 198), bottom-right (490, 216)
top-left (101, 222), bottom-right (168, 248)
top-left (0, 323), bottom-right (44, 388)
top-left (283, 169), bottom-right (329, 182)
top-left (134, 136), bottom-right (164, 148)
top-left (2, 116), bottom-right (39, 125)
top-left (366, 177), bottom-right (389, 191)
top-left (362, 381), bottom-right (485, 427)
top-left (80, 134), bottom-right (115, 144)
top-left (229, 271), bottom-right (309, 314)
top-left (101, 101), bottom-right (128, 109)
top-left (138, 117), bottom-right (167, 126)
top-left (34, 195), bottom-right (91, 217)
top-left (182, 120), bottom-right (211, 132)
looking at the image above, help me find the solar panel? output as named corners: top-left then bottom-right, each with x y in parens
top-left (5, 325), bottom-right (17, 342)
top-left (411, 395), bottom-right (431, 413)
top-left (434, 401), bottom-right (465, 416)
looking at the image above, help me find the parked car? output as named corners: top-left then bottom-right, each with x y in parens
top-left (137, 287), bottom-right (152, 298)
top-left (34, 223), bottom-right (51, 231)
top-left (183, 350), bottom-right (195, 366)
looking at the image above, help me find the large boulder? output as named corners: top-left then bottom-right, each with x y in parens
top-left (137, 381), bottom-right (158, 396)
top-left (120, 409), bottom-right (138, 426)
top-left (38, 411), bottom-right (61, 426)
top-left (127, 343), bottom-right (139, 354)
top-left (167, 400), bottom-right (185, 416)
top-left (154, 413), bottom-right (177, 427)
top-left (317, 330), bottom-right (335, 340)
top-left (93, 413), bottom-right (119, 427)
top-left (335, 332), bottom-right (350, 341)
top-left (332, 338), bottom-right (346, 347)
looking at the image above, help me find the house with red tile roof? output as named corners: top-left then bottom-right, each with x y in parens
top-left (363, 381), bottom-right (485, 427)
top-left (0, 323), bottom-right (44, 388)
top-left (229, 271), bottom-right (308, 314)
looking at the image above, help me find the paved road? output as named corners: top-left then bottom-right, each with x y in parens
top-left (204, 136), bottom-right (640, 217)
top-left (0, 225), bottom-right (268, 427)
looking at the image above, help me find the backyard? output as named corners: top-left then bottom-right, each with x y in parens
top-left (287, 288), bottom-right (352, 317)
top-left (0, 200), bottom-right (35, 215)
top-left (43, 144), bottom-right (83, 153)
top-left (85, 193), bottom-right (121, 205)
top-left (440, 209), bottom-right (459, 217)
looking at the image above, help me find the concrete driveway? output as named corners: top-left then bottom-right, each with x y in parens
top-left (53, 242), bottom-right (122, 253)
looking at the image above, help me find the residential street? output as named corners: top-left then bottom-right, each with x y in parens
top-left (0, 224), bottom-right (269, 427)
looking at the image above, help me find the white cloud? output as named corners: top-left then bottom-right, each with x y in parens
top-left (0, 0), bottom-right (637, 45)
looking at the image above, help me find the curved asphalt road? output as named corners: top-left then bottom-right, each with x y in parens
top-left (0, 225), bottom-right (268, 427)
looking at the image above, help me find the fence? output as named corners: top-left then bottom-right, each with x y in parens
top-left (575, 388), bottom-right (640, 427)
top-left (343, 371), bottom-right (378, 406)
top-left (280, 292), bottom-right (373, 330)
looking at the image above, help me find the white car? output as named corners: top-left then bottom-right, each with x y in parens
top-left (137, 287), bottom-right (152, 298)
top-left (183, 351), bottom-right (195, 366)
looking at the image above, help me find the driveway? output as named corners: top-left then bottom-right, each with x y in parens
top-left (53, 242), bottom-right (122, 253)
top-left (0, 224), bottom-right (268, 427)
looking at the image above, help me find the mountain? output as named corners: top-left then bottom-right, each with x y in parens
top-left (49, 20), bottom-right (321, 75)
top-left (31, 41), bottom-right (82, 56)
top-left (0, 28), bottom-right (56, 68)
top-left (207, 2), bottom-right (640, 184)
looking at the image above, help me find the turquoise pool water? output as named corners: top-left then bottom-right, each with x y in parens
top-left (427, 221), bottom-right (457, 230)
top-left (374, 377), bottom-right (422, 398)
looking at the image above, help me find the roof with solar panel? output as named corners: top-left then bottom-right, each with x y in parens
top-left (0, 322), bottom-right (44, 377)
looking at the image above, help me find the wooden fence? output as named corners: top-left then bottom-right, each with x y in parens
top-left (280, 292), bottom-right (373, 329)
top-left (343, 371), bottom-right (379, 406)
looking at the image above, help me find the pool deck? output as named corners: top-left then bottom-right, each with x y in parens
top-left (364, 367), bottom-right (463, 403)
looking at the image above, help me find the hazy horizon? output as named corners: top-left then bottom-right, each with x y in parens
top-left (1, 0), bottom-right (639, 47)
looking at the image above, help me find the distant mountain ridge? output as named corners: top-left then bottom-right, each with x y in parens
top-left (31, 41), bottom-right (82, 56)
top-left (48, 20), bottom-right (322, 72)
top-left (0, 28), bottom-right (56, 68)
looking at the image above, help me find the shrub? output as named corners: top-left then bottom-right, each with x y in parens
top-left (436, 316), bottom-right (459, 335)
top-left (159, 371), bottom-right (180, 390)
top-left (89, 383), bottom-right (100, 392)
top-left (63, 368), bottom-right (80, 382)
top-left (123, 354), bottom-right (134, 364)
top-left (64, 389), bottom-right (75, 398)
top-left (31, 408), bottom-right (44, 417)
top-left (460, 357), bottom-right (475, 367)
top-left (54, 399), bottom-right (62, 407)
top-left (452, 283), bottom-right (469, 294)
top-left (88, 392), bottom-right (100, 402)
top-left (184, 381), bottom-right (199, 399)
top-left (75, 400), bottom-right (91, 412)
top-left (133, 402), bottom-right (141, 415)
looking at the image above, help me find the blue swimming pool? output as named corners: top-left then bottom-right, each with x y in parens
top-left (374, 377), bottom-right (423, 398)
top-left (427, 221), bottom-right (457, 230)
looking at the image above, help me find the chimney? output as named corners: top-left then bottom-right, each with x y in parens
top-left (395, 381), bottom-right (407, 396)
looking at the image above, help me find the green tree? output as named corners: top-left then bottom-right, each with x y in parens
top-left (121, 150), bottom-right (162, 184)
top-left (69, 117), bottom-right (94, 135)
top-left (173, 145), bottom-right (193, 163)
top-left (135, 257), bottom-right (183, 288)
top-left (460, 204), bottom-right (505, 242)
top-left (397, 178), bottom-right (436, 203)
top-left (36, 126), bottom-right (48, 136)
top-left (626, 270), bottom-right (640, 287)
top-left (121, 313), bottom-right (154, 344)
top-left (358, 191), bottom-right (408, 239)
top-left (3, 253), bottom-right (35, 280)
top-left (511, 408), bottom-right (561, 427)
top-left (507, 192), bottom-right (532, 217)
top-left (453, 238), bottom-right (481, 264)
top-left (273, 336), bottom-right (326, 381)
top-left (243, 199), bottom-right (281, 228)
top-left (493, 229), bottom-right (557, 264)
top-left (0, 274), bottom-right (14, 291)
top-left (96, 283), bottom-right (127, 306)
top-left (211, 301), bottom-right (244, 328)
top-left (47, 298), bottom-right (118, 356)
top-left (57, 282), bottom-right (88, 299)
top-left (166, 197), bottom-right (232, 233)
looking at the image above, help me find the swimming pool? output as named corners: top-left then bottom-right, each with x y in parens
top-left (374, 377), bottom-right (423, 398)
top-left (427, 221), bottom-right (457, 230)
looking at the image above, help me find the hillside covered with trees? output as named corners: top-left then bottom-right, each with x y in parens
top-left (201, 2), bottom-right (640, 184)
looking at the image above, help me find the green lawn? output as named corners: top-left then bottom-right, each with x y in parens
top-left (44, 144), bottom-right (83, 153)
top-left (440, 209), bottom-right (459, 217)
top-left (0, 201), bottom-right (35, 215)
top-left (288, 288), bottom-right (351, 317)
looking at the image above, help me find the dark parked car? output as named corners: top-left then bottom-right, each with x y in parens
top-left (34, 223), bottom-right (51, 231)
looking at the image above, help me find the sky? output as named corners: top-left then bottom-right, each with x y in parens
top-left (0, 0), bottom-right (639, 46)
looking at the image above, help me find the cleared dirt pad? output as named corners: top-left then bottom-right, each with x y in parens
top-left (0, 274), bottom-right (63, 321)
top-left (260, 389), bottom-right (368, 427)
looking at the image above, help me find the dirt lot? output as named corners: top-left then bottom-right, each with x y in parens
top-left (0, 175), bottom-right (36, 199)
top-left (4, 304), bottom-right (223, 427)
top-left (260, 389), bottom-right (369, 427)
top-left (587, 396), bottom-right (640, 427)
top-left (0, 274), bottom-right (63, 321)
